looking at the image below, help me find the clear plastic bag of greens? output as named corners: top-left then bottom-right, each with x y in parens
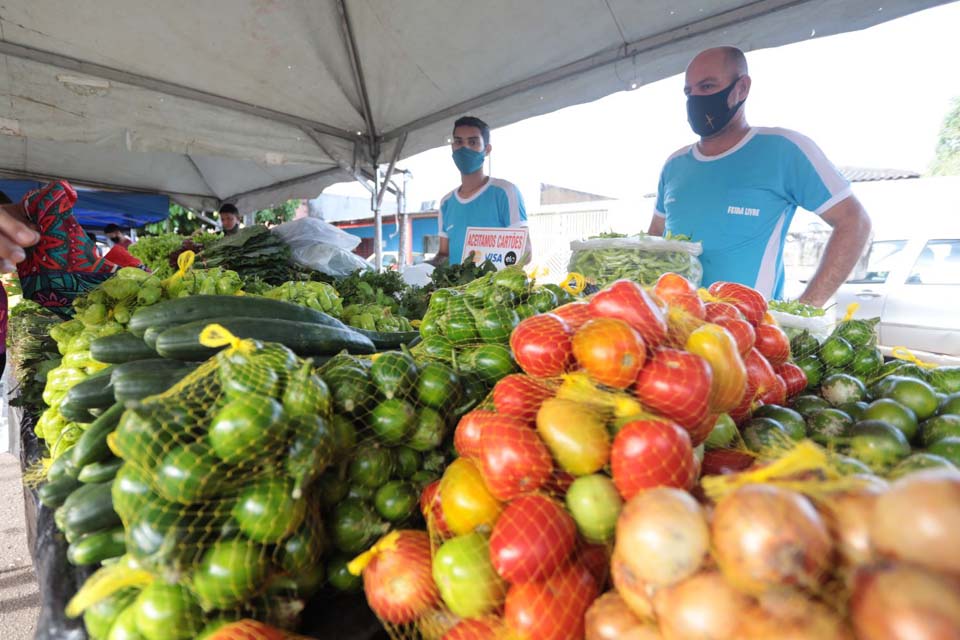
top-left (567, 234), bottom-right (703, 287)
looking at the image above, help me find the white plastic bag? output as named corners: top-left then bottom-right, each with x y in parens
top-left (768, 309), bottom-right (833, 340)
top-left (567, 235), bottom-right (703, 287)
top-left (272, 217), bottom-right (361, 251)
top-left (401, 263), bottom-right (434, 287)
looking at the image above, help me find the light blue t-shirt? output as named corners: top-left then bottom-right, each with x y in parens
top-left (439, 178), bottom-right (527, 264)
top-left (655, 127), bottom-right (851, 299)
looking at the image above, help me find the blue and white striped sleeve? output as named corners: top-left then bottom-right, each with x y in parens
top-left (777, 129), bottom-right (851, 216)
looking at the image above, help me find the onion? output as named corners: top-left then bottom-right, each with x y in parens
top-left (737, 591), bottom-right (853, 640)
top-left (614, 488), bottom-right (709, 587)
top-left (586, 591), bottom-right (664, 640)
top-left (850, 563), bottom-right (960, 640)
top-left (611, 551), bottom-right (655, 620)
top-left (711, 484), bottom-right (832, 594)
top-left (652, 570), bottom-right (751, 640)
top-left (818, 483), bottom-right (885, 568)
top-left (871, 468), bottom-right (960, 576)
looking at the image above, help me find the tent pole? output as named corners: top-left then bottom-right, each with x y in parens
top-left (336, 0), bottom-right (378, 149)
top-left (372, 166), bottom-right (383, 271)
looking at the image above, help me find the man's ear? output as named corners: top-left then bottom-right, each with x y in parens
top-left (485, 144), bottom-right (492, 157)
top-left (737, 75), bottom-right (752, 102)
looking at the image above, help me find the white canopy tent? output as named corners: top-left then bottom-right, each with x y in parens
top-left (0, 0), bottom-right (949, 265)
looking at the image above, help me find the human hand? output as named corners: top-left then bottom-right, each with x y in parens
top-left (0, 203), bottom-right (40, 271)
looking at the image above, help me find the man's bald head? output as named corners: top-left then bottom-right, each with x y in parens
top-left (684, 46), bottom-right (750, 97)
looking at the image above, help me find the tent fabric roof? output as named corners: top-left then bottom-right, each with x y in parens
top-left (0, 0), bottom-right (948, 212)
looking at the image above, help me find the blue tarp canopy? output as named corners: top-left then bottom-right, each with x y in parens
top-left (0, 179), bottom-right (169, 229)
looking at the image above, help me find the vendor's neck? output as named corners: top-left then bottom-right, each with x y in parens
top-left (697, 116), bottom-right (751, 157)
top-left (459, 171), bottom-right (488, 196)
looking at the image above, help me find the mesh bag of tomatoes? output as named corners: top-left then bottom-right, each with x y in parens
top-left (69, 325), bottom-right (338, 638)
top-left (410, 265), bottom-right (577, 395)
top-left (347, 274), bottom-right (818, 639)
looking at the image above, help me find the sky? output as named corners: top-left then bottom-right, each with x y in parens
top-left (326, 1), bottom-right (960, 221)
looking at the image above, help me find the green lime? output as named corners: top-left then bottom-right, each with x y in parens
top-left (821, 373), bottom-right (867, 407)
top-left (418, 335), bottom-right (455, 361)
top-left (474, 307), bottom-right (521, 342)
top-left (374, 480), bottom-right (419, 522)
top-left (790, 332), bottom-right (821, 360)
top-left (111, 463), bottom-right (153, 523)
top-left (889, 452), bottom-right (956, 479)
top-left (445, 299), bottom-right (480, 344)
top-left (483, 286), bottom-right (517, 308)
top-left (109, 605), bottom-right (143, 640)
top-left (847, 420), bottom-right (910, 469)
top-left (133, 583), bottom-right (202, 640)
top-left (193, 539), bottom-right (268, 610)
top-left (527, 287), bottom-right (559, 314)
top-left (282, 525), bottom-right (326, 574)
top-left (928, 436), bottom-right (960, 467)
top-left (418, 308), bottom-right (444, 339)
top-left (704, 413), bottom-right (738, 449)
top-left (884, 377), bottom-right (939, 420)
top-left (324, 365), bottom-right (375, 415)
top-left (331, 498), bottom-right (389, 554)
top-left (327, 554), bottom-right (363, 592)
top-left (221, 360), bottom-right (281, 399)
top-left (316, 466), bottom-right (349, 508)
top-left (835, 455), bottom-right (872, 475)
top-left (491, 267), bottom-right (530, 294)
top-left (209, 394), bottom-right (285, 464)
top-left (850, 348), bottom-right (884, 378)
top-left (370, 352), bottom-right (419, 400)
top-left (838, 401), bottom-right (869, 422)
top-left (752, 405), bottom-right (806, 440)
top-left (346, 483), bottom-right (375, 501)
top-left (791, 394), bottom-right (832, 416)
top-left (349, 445), bottom-right (393, 488)
top-left (407, 407), bottom-right (448, 452)
top-left (461, 344), bottom-right (517, 384)
top-left (393, 446), bottom-right (421, 479)
top-left (232, 477), bottom-right (306, 544)
top-left (939, 393), bottom-right (960, 417)
top-left (515, 303), bottom-right (537, 320)
top-left (417, 362), bottom-right (461, 410)
top-left (806, 408), bottom-right (853, 445)
top-left (154, 443), bottom-right (224, 504)
top-left (282, 363), bottom-right (331, 418)
top-left (84, 588), bottom-right (138, 640)
top-left (741, 417), bottom-right (791, 452)
top-left (795, 355), bottom-right (823, 389)
top-left (835, 319), bottom-right (878, 347)
top-left (370, 398), bottom-right (417, 445)
top-left (819, 336), bottom-right (855, 368)
top-left (862, 399), bottom-right (918, 441)
top-left (922, 414), bottom-right (960, 447)
top-left (331, 414), bottom-right (358, 455)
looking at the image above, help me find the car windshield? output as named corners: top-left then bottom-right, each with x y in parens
top-left (847, 240), bottom-right (909, 284)
top-left (906, 239), bottom-right (960, 285)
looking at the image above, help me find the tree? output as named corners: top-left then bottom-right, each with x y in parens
top-left (141, 199), bottom-right (302, 236)
top-left (254, 199), bottom-right (300, 225)
top-left (931, 97), bottom-right (960, 176)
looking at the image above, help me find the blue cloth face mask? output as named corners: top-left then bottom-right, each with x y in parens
top-left (452, 147), bottom-right (486, 174)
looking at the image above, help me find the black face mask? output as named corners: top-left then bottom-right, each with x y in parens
top-left (686, 78), bottom-right (744, 137)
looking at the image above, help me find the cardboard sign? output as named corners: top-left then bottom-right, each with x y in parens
top-left (462, 226), bottom-right (529, 269)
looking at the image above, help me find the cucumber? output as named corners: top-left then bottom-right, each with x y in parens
top-left (38, 476), bottom-right (81, 509)
top-left (110, 359), bottom-right (198, 403)
top-left (67, 527), bottom-right (126, 566)
top-left (59, 399), bottom-right (97, 424)
top-left (353, 328), bottom-right (420, 351)
top-left (155, 317), bottom-right (376, 361)
top-left (90, 332), bottom-right (157, 364)
top-left (143, 324), bottom-right (173, 351)
top-left (128, 295), bottom-right (347, 336)
top-left (47, 453), bottom-right (79, 483)
top-left (64, 365), bottom-right (117, 411)
top-left (55, 481), bottom-right (121, 539)
top-left (78, 458), bottom-right (124, 484)
top-left (71, 403), bottom-right (126, 471)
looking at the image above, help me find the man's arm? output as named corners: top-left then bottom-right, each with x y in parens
top-left (648, 214), bottom-right (665, 236)
top-left (798, 196), bottom-right (871, 307)
top-left (428, 237), bottom-right (449, 267)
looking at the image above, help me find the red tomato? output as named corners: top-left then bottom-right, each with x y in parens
top-left (207, 620), bottom-right (290, 640)
top-left (689, 413), bottom-right (721, 448)
top-left (588, 280), bottom-right (667, 348)
top-left (729, 391), bottom-right (758, 425)
top-left (552, 301), bottom-right (592, 332)
top-left (572, 318), bottom-right (646, 389)
top-left (454, 409), bottom-right (498, 459)
top-left (708, 282), bottom-right (767, 326)
top-left (754, 323), bottom-right (791, 366)
top-left (713, 316), bottom-right (756, 356)
top-left (743, 349), bottom-right (778, 404)
top-left (492, 374), bottom-right (554, 424)
top-left (774, 362), bottom-right (808, 398)
top-left (480, 418), bottom-right (553, 501)
top-left (504, 561), bottom-right (599, 640)
top-left (363, 530), bottom-right (439, 625)
top-left (700, 449), bottom-right (756, 476)
top-left (490, 495), bottom-right (577, 583)
top-left (610, 419), bottom-right (697, 500)
top-left (704, 301), bottom-right (744, 322)
top-left (442, 618), bottom-right (504, 640)
top-left (634, 348), bottom-right (712, 429)
top-left (577, 541), bottom-right (611, 589)
top-left (654, 273), bottom-right (706, 320)
top-left (510, 314), bottom-right (573, 378)
top-left (420, 480), bottom-right (452, 538)
top-left (760, 374), bottom-right (788, 406)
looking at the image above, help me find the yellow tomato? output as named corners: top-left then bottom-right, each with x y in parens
top-left (686, 324), bottom-right (747, 413)
top-left (439, 458), bottom-right (502, 535)
top-left (537, 398), bottom-right (611, 476)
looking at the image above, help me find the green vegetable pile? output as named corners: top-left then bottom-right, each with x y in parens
top-left (128, 234), bottom-right (185, 278)
top-left (342, 304), bottom-right (413, 332)
top-left (263, 281), bottom-right (343, 317)
top-left (200, 226), bottom-right (292, 287)
top-left (427, 257), bottom-right (498, 289)
top-left (768, 299), bottom-right (827, 317)
top-left (7, 300), bottom-right (61, 412)
top-left (568, 232), bottom-right (702, 287)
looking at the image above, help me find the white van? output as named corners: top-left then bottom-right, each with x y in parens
top-left (834, 176), bottom-right (960, 359)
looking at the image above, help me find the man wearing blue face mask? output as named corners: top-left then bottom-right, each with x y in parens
top-left (429, 116), bottom-right (528, 266)
top-left (649, 47), bottom-right (871, 306)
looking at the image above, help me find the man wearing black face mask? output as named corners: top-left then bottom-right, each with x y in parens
top-left (649, 47), bottom-right (871, 306)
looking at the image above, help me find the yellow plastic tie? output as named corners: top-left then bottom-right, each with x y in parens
top-left (890, 346), bottom-right (938, 369)
top-left (842, 302), bottom-right (860, 322)
top-left (561, 272), bottom-right (587, 296)
top-left (697, 287), bottom-right (721, 303)
top-left (347, 530), bottom-right (400, 576)
top-left (199, 323), bottom-right (255, 355)
top-left (65, 557), bottom-right (154, 617)
top-left (162, 250), bottom-right (196, 287)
